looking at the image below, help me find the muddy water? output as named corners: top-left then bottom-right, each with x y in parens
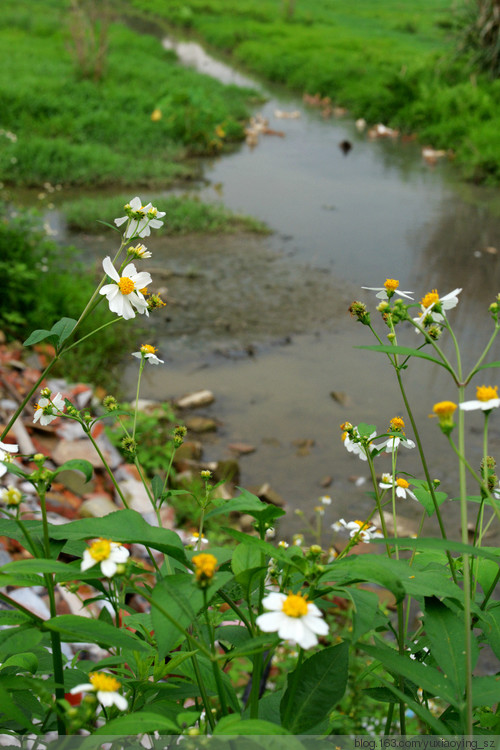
top-left (94, 38), bottom-right (500, 541)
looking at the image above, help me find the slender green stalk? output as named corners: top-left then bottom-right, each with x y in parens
top-left (204, 590), bottom-right (228, 716)
top-left (39, 486), bottom-right (66, 735)
top-left (132, 357), bottom-right (145, 439)
top-left (384, 701), bottom-right (395, 736)
top-left (464, 322), bottom-right (500, 382)
top-left (366, 451), bottom-right (392, 556)
top-left (446, 435), bottom-right (500, 524)
top-left (191, 652), bottom-right (215, 731)
top-left (61, 316), bottom-right (122, 353)
top-left (457, 386), bottom-right (473, 735)
top-left (397, 602), bottom-right (406, 735)
top-left (1, 357), bottom-right (59, 441)
top-left (390, 447), bottom-right (399, 559)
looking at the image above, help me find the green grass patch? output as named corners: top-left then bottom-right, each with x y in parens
top-left (0, 1), bottom-right (258, 187)
top-left (127, 0), bottom-right (500, 184)
top-left (0, 203), bottom-right (145, 388)
top-left (61, 193), bottom-right (270, 234)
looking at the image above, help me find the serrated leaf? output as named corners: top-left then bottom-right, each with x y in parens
top-left (356, 344), bottom-right (450, 369)
top-left (372, 673), bottom-right (450, 734)
top-left (424, 596), bottom-right (466, 696)
top-left (1, 652), bottom-right (38, 674)
top-left (214, 715), bottom-right (291, 735)
top-left (281, 641), bottom-right (349, 733)
top-left (477, 606), bottom-right (500, 660)
top-left (92, 711), bottom-right (178, 736)
top-left (362, 642), bottom-right (459, 706)
top-left (223, 528), bottom-right (305, 570)
top-left (0, 683), bottom-right (34, 730)
top-left (232, 542), bottom-right (263, 577)
top-left (44, 614), bottom-right (151, 652)
top-left (471, 675), bottom-right (500, 706)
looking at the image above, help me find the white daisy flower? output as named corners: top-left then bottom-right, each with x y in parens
top-left (0, 484), bottom-right (22, 506)
top-left (331, 518), bottom-right (383, 543)
top-left (0, 440), bottom-right (18, 477)
top-left (81, 538), bottom-right (129, 578)
top-left (33, 392), bottom-right (65, 426)
top-left (70, 672), bottom-right (128, 711)
top-left (99, 256), bottom-right (151, 320)
top-left (379, 473), bottom-right (417, 501)
top-left (256, 591), bottom-right (328, 650)
top-left (459, 385), bottom-right (500, 412)
top-left (114, 196), bottom-right (165, 238)
top-left (377, 435), bottom-right (416, 452)
top-left (131, 344), bottom-right (164, 365)
top-left (362, 278), bottom-right (413, 300)
top-left (128, 243), bottom-right (151, 259)
top-left (190, 531), bottom-right (209, 546)
top-left (413, 288), bottom-right (462, 330)
top-left (342, 426), bottom-right (377, 462)
top-left (320, 495), bottom-right (332, 505)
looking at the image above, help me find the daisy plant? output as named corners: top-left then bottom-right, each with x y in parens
top-left (1, 210), bottom-right (499, 741)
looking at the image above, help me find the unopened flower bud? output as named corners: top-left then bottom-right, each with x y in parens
top-left (121, 436), bottom-right (137, 456)
top-left (309, 544), bottom-right (322, 556)
top-left (348, 301), bottom-right (370, 325)
top-left (200, 469), bottom-right (212, 479)
top-left (33, 453), bottom-right (46, 464)
top-left (432, 401), bottom-right (457, 436)
top-left (103, 395), bottom-right (119, 411)
top-left (40, 387), bottom-right (51, 398)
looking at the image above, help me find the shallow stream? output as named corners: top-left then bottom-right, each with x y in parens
top-left (46, 34), bottom-right (500, 541)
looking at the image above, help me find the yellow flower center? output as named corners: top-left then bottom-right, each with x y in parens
top-left (384, 279), bottom-right (399, 291)
top-left (389, 416), bottom-right (405, 432)
top-left (192, 553), bottom-right (218, 580)
top-left (354, 520), bottom-right (369, 530)
top-left (89, 672), bottom-right (121, 693)
top-left (341, 431), bottom-right (348, 443)
top-left (420, 290), bottom-right (439, 309)
top-left (89, 539), bottom-right (111, 562)
top-left (476, 385), bottom-right (498, 402)
top-left (396, 478), bottom-right (409, 489)
top-left (139, 287), bottom-right (149, 295)
top-left (282, 592), bottom-right (309, 618)
top-left (433, 401), bottom-right (457, 417)
top-left (118, 277), bottom-right (135, 295)
top-left (140, 344), bottom-right (156, 354)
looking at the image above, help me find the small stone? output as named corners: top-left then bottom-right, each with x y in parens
top-left (185, 416), bottom-right (217, 433)
top-left (248, 482), bottom-right (285, 507)
top-left (228, 442), bottom-right (256, 455)
top-left (320, 476), bottom-right (333, 488)
top-left (52, 439), bottom-right (103, 469)
top-left (176, 390), bottom-right (215, 409)
top-left (485, 246), bottom-right (498, 255)
top-left (330, 391), bottom-right (351, 406)
top-left (79, 494), bottom-right (118, 518)
top-left (116, 478), bottom-right (154, 515)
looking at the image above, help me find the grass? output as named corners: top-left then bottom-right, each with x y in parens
top-left (126, 0), bottom-right (500, 184)
top-left (61, 194), bottom-right (270, 234)
top-left (0, 1), bottom-right (259, 188)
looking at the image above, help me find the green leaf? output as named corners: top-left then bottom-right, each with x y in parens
top-left (413, 488), bottom-right (448, 517)
top-left (423, 597), bottom-right (466, 696)
top-left (372, 673), bottom-right (451, 734)
top-left (0, 611), bottom-right (33, 627)
top-left (362, 642), bottom-right (460, 707)
top-left (223, 528), bottom-right (305, 570)
top-left (51, 317), bottom-right (77, 345)
top-left (470, 360), bottom-right (500, 375)
top-left (44, 614), bottom-right (151, 652)
top-left (357, 422), bottom-right (377, 438)
top-left (48, 509), bottom-right (188, 565)
top-left (53, 459), bottom-right (93, 483)
top-left (214, 715), bottom-right (291, 735)
top-left (344, 586), bottom-right (383, 642)
top-left (23, 327), bottom-right (57, 347)
top-left (207, 487), bottom-right (285, 521)
top-left (0, 682), bottom-right (34, 730)
top-left (322, 555), bottom-right (406, 602)
top-left (151, 571), bottom-right (233, 659)
top-left (471, 675), bottom-right (500, 707)
top-left (356, 344), bottom-right (450, 369)
top-left (477, 605), bottom-right (500, 660)
top-left (232, 542), bottom-right (263, 576)
top-left (0, 652), bottom-right (38, 674)
top-left (280, 641), bottom-right (348, 733)
top-left (372, 535), bottom-right (500, 562)
top-left (176, 654), bottom-right (240, 713)
top-left (91, 711), bottom-right (178, 736)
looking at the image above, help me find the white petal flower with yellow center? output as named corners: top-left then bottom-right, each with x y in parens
top-left (376, 416), bottom-right (415, 452)
top-left (33, 392), bottom-right (65, 426)
top-left (256, 591), bottom-right (328, 649)
top-left (460, 385), bottom-right (500, 412)
top-left (131, 344), bottom-right (164, 365)
top-left (379, 473), bottom-right (417, 501)
top-left (0, 485), bottom-right (22, 506)
top-left (100, 257), bottom-right (151, 320)
top-left (413, 288), bottom-right (462, 330)
top-left (114, 196), bottom-right (165, 238)
top-left (342, 427), bottom-right (377, 461)
top-left (362, 278), bottom-right (414, 300)
top-left (81, 538), bottom-right (129, 578)
top-left (0, 441), bottom-right (18, 477)
top-left (331, 518), bottom-right (383, 543)
top-left (70, 672), bottom-right (128, 711)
